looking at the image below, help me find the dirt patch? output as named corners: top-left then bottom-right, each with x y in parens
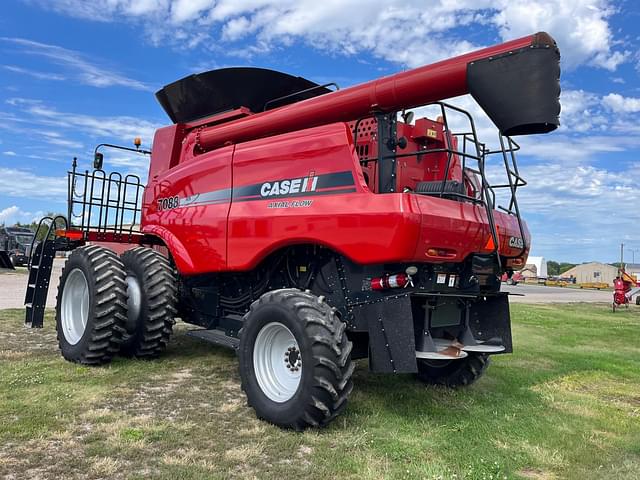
top-left (519, 467), bottom-right (556, 479)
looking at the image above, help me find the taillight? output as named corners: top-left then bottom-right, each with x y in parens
top-left (426, 247), bottom-right (457, 259)
top-left (55, 229), bottom-right (84, 240)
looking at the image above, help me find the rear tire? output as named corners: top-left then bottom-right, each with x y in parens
top-left (239, 289), bottom-right (354, 430)
top-left (119, 247), bottom-right (177, 358)
top-left (416, 353), bottom-right (489, 388)
top-left (55, 245), bottom-right (127, 365)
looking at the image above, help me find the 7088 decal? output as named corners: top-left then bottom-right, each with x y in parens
top-left (157, 195), bottom-right (179, 211)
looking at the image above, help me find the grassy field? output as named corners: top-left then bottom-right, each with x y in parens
top-left (1, 304), bottom-right (639, 480)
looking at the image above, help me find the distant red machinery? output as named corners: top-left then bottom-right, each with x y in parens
top-left (612, 268), bottom-right (640, 311)
top-left (501, 271), bottom-right (524, 285)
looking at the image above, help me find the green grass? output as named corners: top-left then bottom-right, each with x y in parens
top-left (1, 304), bottom-right (639, 479)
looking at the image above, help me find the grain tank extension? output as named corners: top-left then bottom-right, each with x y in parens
top-left (25, 32), bottom-right (560, 429)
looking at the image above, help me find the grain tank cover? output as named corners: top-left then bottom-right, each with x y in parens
top-left (156, 67), bottom-right (331, 124)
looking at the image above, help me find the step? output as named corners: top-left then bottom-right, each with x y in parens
top-left (461, 343), bottom-right (506, 353)
top-left (416, 338), bottom-right (468, 360)
top-left (187, 329), bottom-right (239, 350)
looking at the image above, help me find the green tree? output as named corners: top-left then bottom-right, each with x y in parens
top-left (559, 262), bottom-right (576, 274)
top-left (547, 260), bottom-right (560, 276)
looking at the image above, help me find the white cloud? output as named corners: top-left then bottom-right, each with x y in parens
top-left (509, 160), bottom-right (640, 262)
top-left (3, 65), bottom-right (67, 81)
top-left (493, 0), bottom-right (626, 70)
top-left (0, 37), bottom-right (152, 91)
top-left (6, 98), bottom-right (161, 144)
top-left (602, 93), bottom-right (640, 113)
top-left (171, 0), bottom-right (211, 22)
top-left (0, 205), bottom-right (44, 225)
top-left (24, 0), bottom-right (628, 71)
top-left (2, 151), bottom-right (17, 156)
top-left (0, 168), bottom-right (67, 200)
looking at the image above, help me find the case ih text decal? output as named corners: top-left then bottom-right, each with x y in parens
top-left (159, 171), bottom-right (356, 211)
top-left (260, 172), bottom-right (318, 197)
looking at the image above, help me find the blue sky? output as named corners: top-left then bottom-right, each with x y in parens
top-left (0, 0), bottom-right (639, 263)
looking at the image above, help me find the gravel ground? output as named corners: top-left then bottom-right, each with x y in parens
top-left (0, 258), bottom-right (65, 309)
top-left (0, 260), bottom-right (615, 309)
top-left (503, 283), bottom-right (614, 303)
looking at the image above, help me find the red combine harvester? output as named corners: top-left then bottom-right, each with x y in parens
top-left (25, 32), bottom-right (560, 429)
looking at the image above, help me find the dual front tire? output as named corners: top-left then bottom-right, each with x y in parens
top-left (56, 246), bottom-right (177, 365)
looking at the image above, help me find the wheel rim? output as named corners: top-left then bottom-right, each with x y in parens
top-left (253, 322), bottom-right (302, 402)
top-left (125, 274), bottom-right (142, 328)
top-left (61, 268), bottom-right (89, 345)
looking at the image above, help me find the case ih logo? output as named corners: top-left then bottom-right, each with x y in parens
top-left (260, 172), bottom-right (319, 197)
top-left (508, 236), bottom-right (524, 249)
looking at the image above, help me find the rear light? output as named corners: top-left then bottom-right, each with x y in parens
top-left (426, 247), bottom-right (457, 259)
top-left (55, 229), bottom-right (84, 240)
top-left (508, 257), bottom-right (525, 267)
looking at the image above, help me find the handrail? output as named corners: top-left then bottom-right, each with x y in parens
top-left (349, 101), bottom-right (530, 267)
top-left (28, 215), bottom-right (68, 270)
top-left (67, 162), bottom-right (144, 239)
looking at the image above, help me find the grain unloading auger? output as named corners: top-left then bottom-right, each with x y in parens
top-left (25, 32), bottom-right (560, 429)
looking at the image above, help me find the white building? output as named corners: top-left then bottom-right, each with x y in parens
top-left (626, 263), bottom-right (640, 278)
top-left (525, 256), bottom-right (547, 279)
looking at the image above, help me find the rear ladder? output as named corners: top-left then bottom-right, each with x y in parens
top-left (24, 216), bottom-right (69, 328)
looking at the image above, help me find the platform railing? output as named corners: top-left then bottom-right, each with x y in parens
top-left (67, 158), bottom-right (144, 238)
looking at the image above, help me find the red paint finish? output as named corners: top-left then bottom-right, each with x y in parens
top-left (227, 123), bottom-right (422, 271)
top-left (141, 145), bottom-right (234, 273)
top-left (141, 120), bottom-right (529, 275)
top-left (147, 124), bottom-right (184, 182)
top-left (138, 35), bottom-right (545, 276)
top-left (352, 117), bottom-right (465, 193)
top-left (196, 35), bottom-right (535, 151)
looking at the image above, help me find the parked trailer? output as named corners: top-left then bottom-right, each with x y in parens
top-left (25, 32), bottom-right (560, 429)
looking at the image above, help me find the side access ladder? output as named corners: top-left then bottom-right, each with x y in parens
top-left (24, 216), bottom-right (69, 328)
top-left (24, 240), bottom-right (56, 328)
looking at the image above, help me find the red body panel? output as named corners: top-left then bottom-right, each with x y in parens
top-left (142, 145), bottom-right (234, 273)
top-left (143, 122), bottom-right (529, 276)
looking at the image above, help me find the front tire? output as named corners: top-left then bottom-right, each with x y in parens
top-left (416, 353), bottom-right (490, 388)
top-left (55, 245), bottom-right (127, 365)
top-left (119, 247), bottom-right (177, 358)
top-left (239, 289), bottom-right (354, 430)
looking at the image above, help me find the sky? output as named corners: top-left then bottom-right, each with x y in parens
top-left (0, 0), bottom-right (639, 264)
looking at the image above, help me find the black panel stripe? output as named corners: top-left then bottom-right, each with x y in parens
top-left (181, 188), bottom-right (232, 207)
top-left (174, 170), bottom-right (356, 209)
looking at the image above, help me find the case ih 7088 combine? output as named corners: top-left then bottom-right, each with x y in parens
top-left (25, 32), bottom-right (560, 429)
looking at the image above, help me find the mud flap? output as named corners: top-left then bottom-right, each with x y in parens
top-left (468, 294), bottom-right (513, 354)
top-left (352, 295), bottom-right (417, 373)
top-left (0, 250), bottom-right (15, 269)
